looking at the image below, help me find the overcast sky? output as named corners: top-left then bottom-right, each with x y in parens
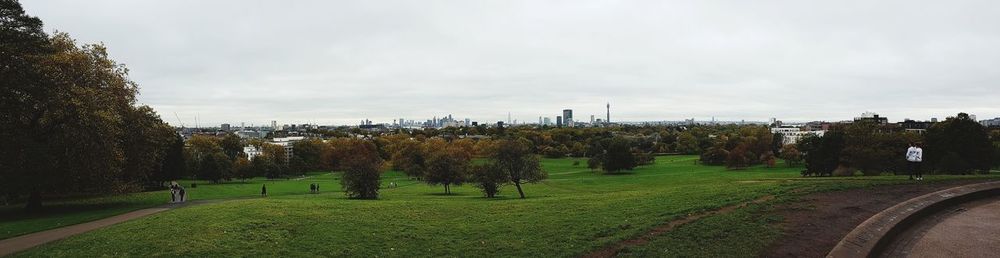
top-left (21, 0), bottom-right (1000, 126)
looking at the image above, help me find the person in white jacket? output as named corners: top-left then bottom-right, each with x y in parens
top-left (906, 142), bottom-right (924, 180)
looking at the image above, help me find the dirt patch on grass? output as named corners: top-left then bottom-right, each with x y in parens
top-left (583, 195), bottom-right (775, 258)
top-left (762, 179), bottom-right (996, 258)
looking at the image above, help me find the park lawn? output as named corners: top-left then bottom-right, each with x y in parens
top-left (9, 156), bottom-right (1000, 257)
top-left (0, 172), bottom-right (339, 240)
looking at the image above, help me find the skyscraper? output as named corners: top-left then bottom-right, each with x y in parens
top-left (590, 115), bottom-right (595, 124)
top-left (562, 109), bottom-right (573, 127)
top-left (606, 102), bottom-right (610, 124)
top-left (556, 116), bottom-right (563, 127)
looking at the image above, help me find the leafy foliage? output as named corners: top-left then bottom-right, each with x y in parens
top-left (339, 139), bottom-right (383, 199)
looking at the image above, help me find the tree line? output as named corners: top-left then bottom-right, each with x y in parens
top-left (1, 1), bottom-right (184, 210)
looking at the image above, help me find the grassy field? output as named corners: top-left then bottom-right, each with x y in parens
top-left (5, 156), bottom-right (999, 257)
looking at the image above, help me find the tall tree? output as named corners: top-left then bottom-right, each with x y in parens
top-left (340, 139), bottom-right (383, 199)
top-left (1, 1), bottom-right (148, 210)
top-left (488, 138), bottom-right (547, 199)
top-left (291, 138), bottom-right (330, 172)
top-left (219, 133), bottom-right (243, 160)
top-left (390, 139), bottom-right (427, 179)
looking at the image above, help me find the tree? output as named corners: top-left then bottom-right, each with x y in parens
top-left (470, 163), bottom-right (507, 198)
top-left (700, 147), bottom-right (729, 165)
top-left (120, 105), bottom-right (178, 188)
top-left (488, 138), bottom-right (547, 199)
top-left (599, 136), bottom-right (638, 173)
top-left (675, 132), bottom-right (700, 154)
top-left (340, 139), bottom-right (383, 199)
top-left (232, 157), bottom-right (253, 182)
top-left (726, 143), bottom-right (752, 170)
top-left (220, 133), bottom-right (243, 160)
top-left (798, 132), bottom-right (845, 176)
top-left (780, 144), bottom-right (802, 167)
top-left (424, 145), bottom-right (471, 194)
top-left (1, 2), bottom-right (152, 210)
top-left (199, 152), bottom-right (232, 183)
top-left (390, 139), bottom-right (427, 179)
top-left (291, 138), bottom-right (330, 172)
top-left (925, 113), bottom-right (994, 174)
top-left (260, 143), bottom-right (288, 178)
top-left (587, 157), bottom-right (602, 171)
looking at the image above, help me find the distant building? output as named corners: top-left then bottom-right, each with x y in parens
top-left (771, 127), bottom-right (826, 145)
top-left (271, 120), bottom-right (278, 130)
top-left (982, 117), bottom-right (1000, 127)
top-left (563, 109), bottom-right (573, 127)
top-left (854, 112), bottom-right (888, 125)
top-left (899, 119), bottom-right (934, 134)
top-left (269, 136), bottom-right (304, 163)
top-left (244, 146), bottom-right (262, 160)
top-left (221, 123), bottom-right (231, 132)
top-left (543, 117), bottom-right (551, 125)
top-left (556, 116), bottom-right (563, 127)
top-left (590, 115), bottom-right (595, 124)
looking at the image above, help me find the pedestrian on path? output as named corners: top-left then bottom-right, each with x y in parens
top-left (169, 181), bottom-right (178, 202)
top-left (261, 184), bottom-right (268, 197)
top-left (178, 185), bottom-right (186, 202)
top-left (906, 142), bottom-right (924, 180)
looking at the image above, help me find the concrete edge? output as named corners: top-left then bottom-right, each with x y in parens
top-left (827, 180), bottom-right (1000, 258)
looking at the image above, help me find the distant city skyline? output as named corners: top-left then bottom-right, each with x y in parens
top-left (20, 0), bottom-right (1000, 126)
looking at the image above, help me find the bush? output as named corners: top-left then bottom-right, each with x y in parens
top-left (700, 147), bottom-right (728, 165)
top-left (470, 163), bottom-right (507, 198)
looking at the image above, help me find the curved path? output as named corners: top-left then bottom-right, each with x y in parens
top-left (880, 196), bottom-right (1000, 257)
top-left (0, 200), bottom-right (214, 257)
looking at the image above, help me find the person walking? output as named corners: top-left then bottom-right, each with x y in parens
top-left (310, 183), bottom-right (316, 194)
top-left (261, 184), bottom-right (268, 197)
top-left (906, 142), bottom-right (924, 180)
top-left (169, 182), bottom-right (178, 203)
top-left (178, 185), bottom-right (186, 202)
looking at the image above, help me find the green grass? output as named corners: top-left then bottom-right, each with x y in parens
top-left (6, 156), bottom-right (999, 257)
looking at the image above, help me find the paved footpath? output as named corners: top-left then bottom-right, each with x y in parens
top-left (882, 196), bottom-right (1000, 257)
top-left (906, 197), bottom-right (1000, 257)
top-left (0, 201), bottom-right (209, 257)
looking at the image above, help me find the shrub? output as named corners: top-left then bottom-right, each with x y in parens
top-left (470, 163), bottom-right (507, 198)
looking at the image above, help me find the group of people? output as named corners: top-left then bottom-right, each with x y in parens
top-left (906, 142), bottom-right (924, 180)
top-left (169, 181), bottom-right (186, 203)
top-left (309, 183), bottom-right (321, 193)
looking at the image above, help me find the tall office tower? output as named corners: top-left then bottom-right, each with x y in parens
top-left (590, 115), bottom-right (595, 124)
top-left (465, 118), bottom-right (470, 126)
top-left (271, 120), bottom-right (277, 130)
top-left (562, 109), bottom-right (573, 127)
top-left (508, 112), bottom-right (512, 124)
top-left (539, 116), bottom-right (543, 125)
top-left (400, 118), bottom-right (405, 127)
top-left (544, 117), bottom-right (551, 125)
top-left (556, 116), bottom-right (563, 127)
top-left (606, 103), bottom-right (610, 124)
